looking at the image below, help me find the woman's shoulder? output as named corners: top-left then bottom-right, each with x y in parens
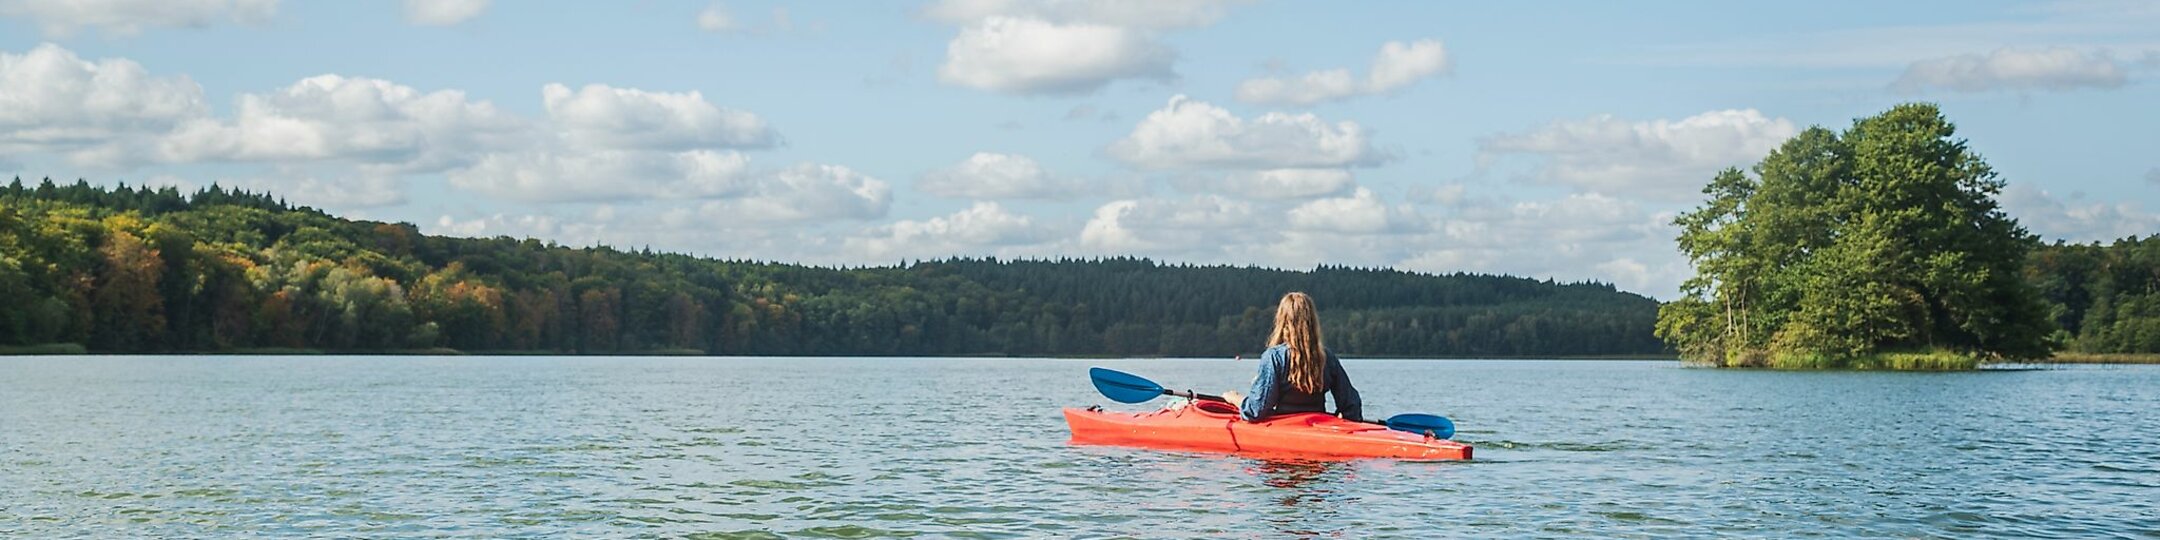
top-left (1262, 344), bottom-right (1290, 357)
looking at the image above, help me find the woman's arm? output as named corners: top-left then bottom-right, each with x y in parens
top-left (1327, 353), bottom-right (1363, 422)
top-left (1238, 349), bottom-right (1284, 422)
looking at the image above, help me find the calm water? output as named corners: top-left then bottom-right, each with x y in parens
top-left (2, 357), bottom-right (2155, 538)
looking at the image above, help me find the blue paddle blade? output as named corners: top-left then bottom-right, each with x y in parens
top-left (1384, 413), bottom-right (1456, 439)
top-left (1089, 367), bottom-right (1167, 404)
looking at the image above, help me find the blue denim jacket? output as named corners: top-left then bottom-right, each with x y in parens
top-left (1240, 344), bottom-right (1362, 422)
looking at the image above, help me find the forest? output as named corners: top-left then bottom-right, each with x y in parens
top-left (2029, 237), bottom-right (2160, 354)
top-left (0, 178), bottom-right (1666, 357)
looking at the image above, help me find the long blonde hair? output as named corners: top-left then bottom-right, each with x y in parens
top-left (1267, 292), bottom-right (1327, 393)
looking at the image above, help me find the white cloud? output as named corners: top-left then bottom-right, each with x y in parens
top-left (843, 201), bottom-right (1054, 260)
top-left (1893, 47), bottom-right (2132, 93)
top-left (1171, 168), bottom-right (1354, 199)
top-left (0, 0), bottom-right (276, 36)
top-left (541, 83), bottom-right (776, 151)
top-left (443, 82), bottom-right (787, 203)
top-left (696, 3), bottom-right (739, 32)
top-left (925, 1), bottom-right (1250, 95)
top-left (0, 43), bottom-right (207, 166)
top-left (1624, 1), bottom-right (2160, 70)
top-left (433, 211), bottom-right (609, 243)
top-left (1286, 187), bottom-right (1422, 234)
top-left (1061, 187), bottom-right (1687, 295)
top-left (1478, 109), bottom-right (1798, 201)
top-left (919, 152), bottom-right (1081, 200)
top-left (1107, 95), bottom-right (1385, 170)
top-left (696, 163), bottom-right (890, 223)
top-left (1400, 192), bottom-right (1687, 296)
top-left (920, 0), bottom-right (1242, 29)
top-left (404, 0), bottom-right (487, 26)
top-left (241, 175), bottom-right (407, 209)
top-left (1237, 39), bottom-right (1451, 106)
top-left (938, 16), bottom-right (1175, 95)
top-left (1079, 195), bottom-right (1258, 253)
top-left (2001, 183), bottom-right (2160, 242)
top-left (447, 149), bottom-right (753, 203)
top-left (158, 74), bottom-right (526, 173)
top-left (1368, 40), bottom-right (1451, 91)
top-left (1423, 183), bottom-right (1470, 207)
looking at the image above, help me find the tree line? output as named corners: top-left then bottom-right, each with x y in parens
top-left (0, 178), bottom-right (1666, 357)
top-left (2029, 236), bottom-right (2160, 354)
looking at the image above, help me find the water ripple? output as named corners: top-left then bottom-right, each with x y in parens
top-left (1, 357), bottom-right (2156, 538)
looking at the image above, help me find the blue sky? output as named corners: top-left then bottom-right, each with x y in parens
top-left (2, 0), bottom-right (2155, 298)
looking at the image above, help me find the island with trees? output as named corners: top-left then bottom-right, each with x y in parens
top-left (1656, 103), bottom-right (2157, 368)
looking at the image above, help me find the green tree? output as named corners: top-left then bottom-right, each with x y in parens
top-left (1660, 103), bottom-right (2054, 368)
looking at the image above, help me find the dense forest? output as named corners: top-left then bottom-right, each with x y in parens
top-left (2029, 237), bottom-right (2160, 354)
top-left (0, 178), bottom-right (1665, 357)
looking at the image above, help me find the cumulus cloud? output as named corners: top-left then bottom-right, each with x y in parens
top-left (920, 0), bottom-right (1242, 29)
top-left (433, 210), bottom-right (612, 243)
top-left (0, 0), bottom-right (276, 36)
top-left (1237, 39), bottom-right (1451, 106)
top-left (1893, 47), bottom-right (2134, 93)
top-left (0, 43), bottom-right (207, 165)
top-left (926, 0), bottom-right (1249, 95)
top-left (1477, 109), bottom-right (1798, 200)
top-left (2000, 183), bottom-right (2160, 242)
top-left (1059, 186), bottom-right (1688, 295)
top-left (405, 0), bottom-right (487, 26)
top-left (1079, 195), bottom-right (1259, 254)
top-left (541, 83), bottom-right (776, 151)
top-left (1286, 187), bottom-right (1423, 234)
top-left (919, 152), bottom-right (1083, 200)
top-left (447, 149), bottom-right (754, 203)
top-left (696, 3), bottom-right (739, 32)
top-left (237, 175), bottom-right (406, 209)
top-left (1175, 168), bottom-right (1354, 200)
top-left (1108, 95), bottom-right (1385, 170)
top-left (696, 163), bottom-right (891, 223)
top-left (1400, 192), bottom-right (1687, 296)
top-left (441, 82), bottom-right (790, 203)
top-left (158, 74), bottom-right (527, 173)
top-left (843, 201), bottom-right (1055, 260)
top-left (938, 16), bottom-right (1175, 95)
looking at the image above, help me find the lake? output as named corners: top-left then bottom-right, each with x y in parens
top-left (2, 356), bottom-right (2156, 538)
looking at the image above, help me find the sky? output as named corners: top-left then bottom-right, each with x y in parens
top-left (1, 0), bottom-right (2156, 299)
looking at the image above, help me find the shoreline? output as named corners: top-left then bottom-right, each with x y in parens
top-left (0, 345), bottom-right (1674, 361)
top-left (9, 345), bottom-right (2156, 364)
top-left (2039, 353), bottom-right (2160, 365)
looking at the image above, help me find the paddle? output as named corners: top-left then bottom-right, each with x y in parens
top-left (1089, 366), bottom-right (1225, 403)
top-left (1382, 413), bottom-right (1456, 440)
top-left (1086, 367), bottom-right (1457, 439)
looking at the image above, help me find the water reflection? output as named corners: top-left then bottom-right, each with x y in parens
top-left (1248, 459), bottom-right (1358, 538)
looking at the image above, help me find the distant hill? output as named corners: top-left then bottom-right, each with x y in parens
top-left (0, 178), bottom-right (1667, 357)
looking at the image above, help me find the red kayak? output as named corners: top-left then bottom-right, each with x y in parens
top-left (1062, 400), bottom-right (1472, 461)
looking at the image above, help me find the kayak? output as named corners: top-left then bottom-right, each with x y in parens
top-left (1062, 399), bottom-right (1472, 461)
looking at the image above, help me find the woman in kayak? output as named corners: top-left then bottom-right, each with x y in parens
top-left (1221, 292), bottom-right (1363, 423)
